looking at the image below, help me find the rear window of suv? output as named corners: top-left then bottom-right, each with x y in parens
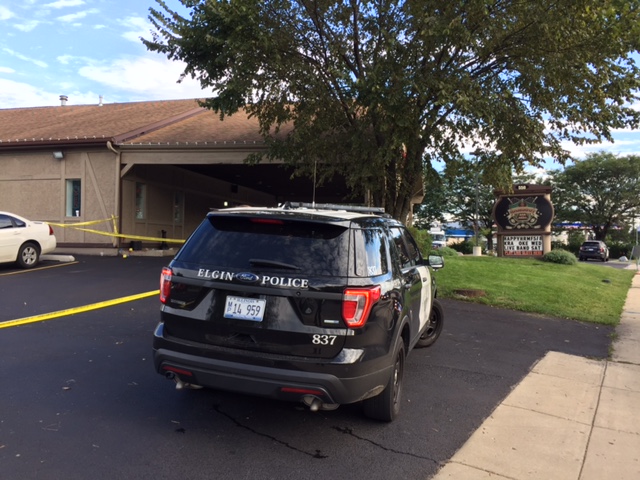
top-left (175, 215), bottom-right (351, 276)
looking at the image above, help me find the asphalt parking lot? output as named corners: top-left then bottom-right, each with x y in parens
top-left (0, 255), bottom-right (614, 480)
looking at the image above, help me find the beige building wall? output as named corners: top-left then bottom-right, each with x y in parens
top-left (0, 150), bottom-right (117, 244)
top-left (120, 163), bottom-right (276, 247)
top-left (1, 147), bottom-right (278, 248)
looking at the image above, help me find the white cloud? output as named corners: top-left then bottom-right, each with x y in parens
top-left (3, 48), bottom-right (47, 68)
top-left (120, 16), bottom-right (152, 43)
top-left (44, 0), bottom-right (86, 8)
top-left (0, 6), bottom-right (15, 20)
top-left (57, 8), bottom-right (98, 23)
top-left (0, 78), bottom-right (61, 108)
top-left (57, 54), bottom-right (74, 65)
top-left (559, 138), bottom-right (640, 159)
top-left (0, 66), bottom-right (16, 73)
top-left (78, 55), bottom-right (207, 99)
top-left (0, 77), bottom-right (107, 108)
top-left (13, 20), bottom-right (40, 32)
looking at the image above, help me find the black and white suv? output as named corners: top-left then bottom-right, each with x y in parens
top-left (153, 203), bottom-right (444, 421)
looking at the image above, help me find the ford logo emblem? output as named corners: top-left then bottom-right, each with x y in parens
top-left (236, 272), bottom-right (260, 283)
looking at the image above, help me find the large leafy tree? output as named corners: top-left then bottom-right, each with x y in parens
top-left (549, 152), bottom-right (640, 241)
top-left (412, 167), bottom-right (447, 229)
top-left (144, 0), bottom-right (640, 222)
top-left (441, 159), bottom-right (499, 248)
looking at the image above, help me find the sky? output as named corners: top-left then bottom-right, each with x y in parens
top-left (1, 0), bottom-right (640, 168)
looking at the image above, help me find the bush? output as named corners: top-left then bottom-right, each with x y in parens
top-left (608, 241), bottom-right (634, 259)
top-left (541, 249), bottom-right (577, 265)
top-left (408, 227), bottom-right (432, 254)
top-left (449, 240), bottom-right (474, 255)
top-left (430, 246), bottom-right (459, 257)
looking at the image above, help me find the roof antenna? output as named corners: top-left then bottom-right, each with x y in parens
top-left (312, 160), bottom-right (317, 207)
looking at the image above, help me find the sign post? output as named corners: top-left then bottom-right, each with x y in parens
top-left (493, 184), bottom-right (554, 258)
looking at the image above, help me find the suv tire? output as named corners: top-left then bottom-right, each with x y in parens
top-left (416, 299), bottom-right (444, 348)
top-left (363, 340), bottom-right (405, 422)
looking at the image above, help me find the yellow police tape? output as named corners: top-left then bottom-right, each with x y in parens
top-left (49, 217), bottom-right (185, 244)
top-left (0, 290), bottom-right (160, 329)
top-left (48, 218), bottom-right (115, 228)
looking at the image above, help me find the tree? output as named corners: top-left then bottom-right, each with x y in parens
top-left (549, 152), bottom-right (640, 241)
top-left (144, 0), bottom-right (640, 222)
top-left (441, 159), bottom-right (498, 249)
top-left (412, 167), bottom-right (447, 229)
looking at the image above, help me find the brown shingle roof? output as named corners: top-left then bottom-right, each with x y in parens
top-left (0, 99), bottom-right (267, 148)
top-left (128, 106), bottom-right (264, 145)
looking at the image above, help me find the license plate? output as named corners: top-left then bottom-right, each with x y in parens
top-left (224, 296), bottom-right (266, 322)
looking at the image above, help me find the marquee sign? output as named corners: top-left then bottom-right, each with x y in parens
top-left (493, 195), bottom-right (553, 231)
top-left (503, 235), bottom-right (544, 256)
top-left (493, 184), bottom-right (554, 258)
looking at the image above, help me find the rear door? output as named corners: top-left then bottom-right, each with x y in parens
top-left (388, 227), bottom-right (426, 342)
top-left (162, 214), bottom-right (352, 359)
top-left (0, 214), bottom-right (23, 263)
top-left (402, 229), bottom-right (433, 334)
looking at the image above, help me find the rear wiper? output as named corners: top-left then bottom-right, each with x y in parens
top-left (249, 259), bottom-right (301, 271)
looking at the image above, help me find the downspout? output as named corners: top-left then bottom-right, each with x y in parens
top-left (107, 141), bottom-right (121, 248)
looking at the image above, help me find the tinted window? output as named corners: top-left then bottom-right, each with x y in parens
top-left (403, 230), bottom-right (421, 264)
top-left (176, 215), bottom-right (350, 276)
top-left (389, 227), bottom-right (412, 269)
top-left (0, 215), bottom-right (13, 229)
top-left (353, 228), bottom-right (388, 277)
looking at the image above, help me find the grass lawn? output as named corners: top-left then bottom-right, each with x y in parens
top-left (433, 255), bottom-right (636, 325)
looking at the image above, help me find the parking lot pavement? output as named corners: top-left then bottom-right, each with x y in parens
top-left (432, 271), bottom-right (640, 480)
top-left (0, 253), bottom-right (624, 480)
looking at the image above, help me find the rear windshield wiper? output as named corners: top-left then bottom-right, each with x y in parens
top-left (249, 259), bottom-right (301, 271)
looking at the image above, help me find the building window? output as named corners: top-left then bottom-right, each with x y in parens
top-left (66, 179), bottom-right (81, 217)
top-left (173, 192), bottom-right (184, 225)
top-left (135, 183), bottom-right (146, 220)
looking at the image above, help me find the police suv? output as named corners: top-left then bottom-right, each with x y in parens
top-left (153, 203), bottom-right (444, 421)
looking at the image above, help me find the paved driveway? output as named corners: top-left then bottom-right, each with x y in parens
top-left (0, 256), bottom-right (613, 480)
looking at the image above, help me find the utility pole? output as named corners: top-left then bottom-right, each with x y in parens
top-left (474, 169), bottom-right (479, 247)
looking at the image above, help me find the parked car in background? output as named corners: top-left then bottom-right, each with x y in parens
top-left (578, 240), bottom-right (609, 262)
top-left (0, 212), bottom-right (57, 268)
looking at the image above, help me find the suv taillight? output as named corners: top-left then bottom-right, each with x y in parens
top-left (48, 225), bottom-right (54, 236)
top-left (342, 286), bottom-right (381, 328)
top-left (160, 267), bottom-right (172, 304)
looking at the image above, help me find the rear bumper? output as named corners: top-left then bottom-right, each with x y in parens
top-left (153, 326), bottom-right (392, 405)
top-left (580, 251), bottom-right (606, 260)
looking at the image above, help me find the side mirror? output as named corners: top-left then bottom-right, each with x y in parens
top-left (428, 254), bottom-right (444, 270)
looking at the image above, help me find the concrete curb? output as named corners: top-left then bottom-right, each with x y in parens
top-left (41, 254), bottom-right (76, 263)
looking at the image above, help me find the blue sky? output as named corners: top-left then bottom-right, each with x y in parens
top-left (1, 0), bottom-right (639, 167)
top-left (0, 0), bottom-right (203, 107)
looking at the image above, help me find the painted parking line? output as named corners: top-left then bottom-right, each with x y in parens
top-left (0, 261), bottom-right (79, 277)
top-left (0, 290), bottom-right (160, 329)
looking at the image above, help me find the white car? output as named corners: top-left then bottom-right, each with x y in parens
top-left (0, 211), bottom-right (57, 268)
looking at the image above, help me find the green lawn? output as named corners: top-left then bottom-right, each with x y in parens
top-left (433, 255), bottom-right (636, 325)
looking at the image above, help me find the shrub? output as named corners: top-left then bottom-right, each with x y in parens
top-left (449, 240), bottom-right (474, 255)
top-left (430, 246), bottom-right (459, 257)
top-left (408, 226), bottom-right (432, 254)
top-left (541, 249), bottom-right (577, 265)
top-left (608, 241), bottom-right (634, 259)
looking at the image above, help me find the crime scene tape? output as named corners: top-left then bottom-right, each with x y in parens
top-left (49, 217), bottom-right (186, 244)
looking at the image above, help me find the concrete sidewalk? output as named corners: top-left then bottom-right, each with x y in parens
top-left (432, 271), bottom-right (640, 480)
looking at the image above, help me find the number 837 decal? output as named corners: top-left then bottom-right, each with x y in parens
top-left (311, 334), bottom-right (338, 345)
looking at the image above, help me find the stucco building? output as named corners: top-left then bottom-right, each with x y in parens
top-left (0, 98), bottom-right (352, 248)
